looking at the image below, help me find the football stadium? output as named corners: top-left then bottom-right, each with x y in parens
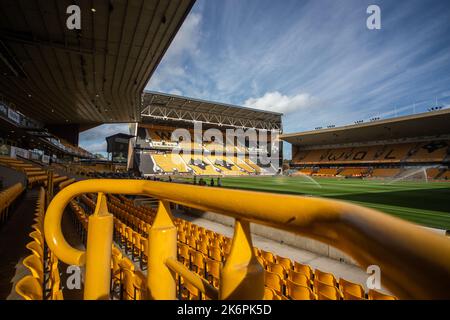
top-left (0, 0), bottom-right (449, 304)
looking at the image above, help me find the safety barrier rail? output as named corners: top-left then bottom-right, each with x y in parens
top-left (44, 180), bottom-right (450, 300)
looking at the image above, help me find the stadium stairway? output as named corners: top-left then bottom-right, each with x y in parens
top-left (136, 153), bottom-right (157, 176)
top-left (0, 165), bottom-right (27, 190)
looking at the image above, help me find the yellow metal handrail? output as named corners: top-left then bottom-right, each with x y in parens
top-left (44, 179), bottom-right (450, 299)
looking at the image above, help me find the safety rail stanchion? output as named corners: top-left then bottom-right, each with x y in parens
top-left (147, 200), bottom-right (177, 299)
top-left (220, 219), bottom-right (264, 299)
top-left (84, 193), bottom-right (113, 299)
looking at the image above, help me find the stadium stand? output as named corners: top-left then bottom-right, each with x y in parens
top-left (371, 168), bottom-right (402, 178)
top-left (133, 92), bottom-right (282, 177)
top-left (284, 110), bottom-right (450, 180)
top-left (338, 167), bottom-right (369, 177)
top-left (313, 168), bottom-right (339, 177)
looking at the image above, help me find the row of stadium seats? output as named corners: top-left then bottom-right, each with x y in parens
top-left (0, 182), bottom-right (25, 225)
top-left (0, 156), bottom-right (60, 187)
top-left (137, 126), bottom-right (269, 155)
top-left (295, 167), bottom-right (450, 179)
top-left (62, 163), bottom-right (131, 179)
top-left (293, 141), bottom-right (449, 165)
top-left (151, 153), bottom-right (261, 175)
top-left (15, 188), bottom-right (63, 300)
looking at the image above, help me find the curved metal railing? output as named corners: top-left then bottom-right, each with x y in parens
top-left (44, 179), bottom-right (450, 299)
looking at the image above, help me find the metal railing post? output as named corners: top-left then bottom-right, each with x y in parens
top-left (220, 219), bottom-right (264, 299)
top-left (147, 200), bottom-right (177, 299)
top-left (84, 192), bottom-right (113, 300)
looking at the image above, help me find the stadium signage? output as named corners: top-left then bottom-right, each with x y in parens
top-left (367, 5), bottom-right (381, 30)
top-left (66, 5), bottom-right (81, 30)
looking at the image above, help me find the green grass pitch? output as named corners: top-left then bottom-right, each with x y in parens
top-left (213, 176), bottom-right (450, 230)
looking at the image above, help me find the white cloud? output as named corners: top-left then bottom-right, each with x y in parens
top-left (165, 13), bottom-right (202, 59)
top-left (169, 88), bottom-right (183, 96)
top-left (84, 141), bottom-right (107, 154)
top-left (147, 12), bottom-right (203, 91)
top-left (243, 91), bottom-right (316, 114)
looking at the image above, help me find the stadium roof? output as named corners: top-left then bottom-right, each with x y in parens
top-left (281, 108), bottom-right (450, 147)
top-left (141, 91), bottom-right (283, 131)
top-left (0, 0), bottom-right (195, 125)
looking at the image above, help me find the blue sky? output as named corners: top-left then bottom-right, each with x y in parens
top-left (80, 0), bottom-right (450, 158)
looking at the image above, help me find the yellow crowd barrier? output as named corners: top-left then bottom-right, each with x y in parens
top-left (44, 180), bottom-right (450, 300)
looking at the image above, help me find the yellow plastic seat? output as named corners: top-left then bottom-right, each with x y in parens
top-left (294, 262), bottom-right (314, 279)
top-left (133, 270), bottom-right (148, 300)
top-left (205, 258), bottom-right (221, 288)
top-left (140, 238), bottom-right (148, 269)
top-left (187, 236), bottom-right (197, 249)
top-left (288, 270), bottom-right (311, 288)
top-left (368, 289), bottom-right (397, 300)
top-left (29, 231), bottom-right (44, 247)
top-left (261, 250), bottom-right (275, 264)
top-left (15, 275), bottom-right (43, 300)
top-left (119, 257), bottom-right (135, 272)
top-left (192, 251), bottom-right (206, 276)
top-left (264, 271), bottom-right (284, 295)
top-left (314, 280), bottom-right (342, 300)
top-left (132, 231), bottom-right (141, 260)
top-left (120, 267), bottom-right (136, 300)
top-left (209, 247), bottom-right (223, 262)
top-left (315, 269), bottom-right (338, 287)
top-left (178, 243), bottom-right (191, 266)
top-left (198, 241), bottom-right (209, 256)
top-left (23, 255), bottom-right (44, 282)
top-left (339, 278), bottom-right (365, 299)
top-left (256, 256), bottom-right (266, 269)
top-left (276, 255), bottom-right (293, 271)
top-left (263, 287), bottom-right (277, 300)
top-left (124, 227), bottom-right (134, 253)
top-left (182, 280), bottom-right (200, 300)
top-left (26, 241), bottom-right (44, 261)
top-left (268, 262), bottom-right (288, 279)
top-left (286, 280), bottom-right (316, 300)
top-left (344, 291), bottom-right (367, 300)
